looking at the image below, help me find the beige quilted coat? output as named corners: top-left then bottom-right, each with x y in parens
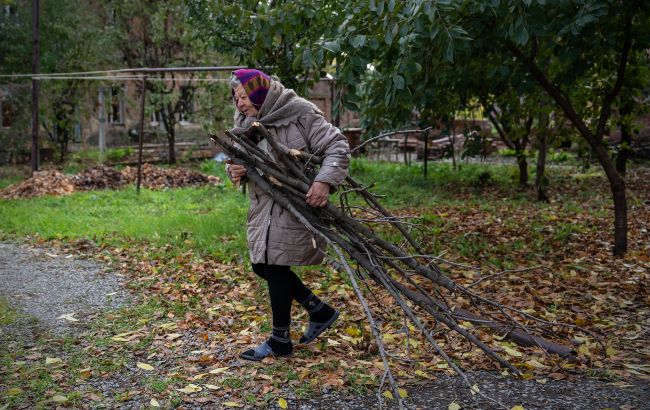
top-left (236, 113), bottom-right (350, 266)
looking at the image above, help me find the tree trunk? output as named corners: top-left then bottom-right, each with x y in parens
top-left (516, 151), bottom-right (528, 188)
top-left (615, 101), bottom-right (633, 175)
top-left (168, 127), bottom-right (176, 164)
top-left (536, 113), bottom-right (549, 202)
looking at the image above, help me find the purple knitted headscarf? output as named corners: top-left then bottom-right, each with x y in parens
top-left (231, 69), bottom-right (271, 110)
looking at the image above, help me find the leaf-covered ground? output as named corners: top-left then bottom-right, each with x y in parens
top-left (0, 161), bottom-right (648, 408)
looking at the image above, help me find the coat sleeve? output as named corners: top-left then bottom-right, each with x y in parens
top-left (304, 113), bottom-right (351, 189)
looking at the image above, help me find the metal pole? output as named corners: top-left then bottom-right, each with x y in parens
top-left (423, 130), bottom-right (428, 177)
top-left (136, 76), bottom-right (147, 194)
top-left (98, 86), bottom-right (106, 161)
top-left (31, 0), bottom-right (40, 173)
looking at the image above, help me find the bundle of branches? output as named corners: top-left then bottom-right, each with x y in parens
top-left (211, 123), bottom-right (586, 408)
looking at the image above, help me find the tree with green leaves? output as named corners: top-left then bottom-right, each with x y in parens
top-left (188, 0), bottom-right (341, 94)
top-left (318, 0), bottom-right (649, 255)
top-left (0, 0), bottom-right (113, 163)
top-left (105, 0), bottom-right (219, 164)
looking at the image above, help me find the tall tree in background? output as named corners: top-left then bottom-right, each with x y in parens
top-left (0, 0), bottom-right (111, 163)
top-left (107, 0), bottom-right (215, 164)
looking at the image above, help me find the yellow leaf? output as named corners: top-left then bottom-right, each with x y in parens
top-left (525, 359), bottom-right (548, 369)
top-left (606, 347), bottom-right (618, 357)
top-left (448, 401), bottom-right (461, 410)
top-left (150, 398), bottom-right (160, 407)
top-left (204, 384), bottom-right (220, 390)
top-left (176, 384), bottom-right (202, 394)
top-left (209, 366), bottom-right (230, 374)
top-left (398, 388), bottom-right (408, 398)
top-left (382, 390), bottom-right (394, 400)
top-left (278, 397), bottom-right (288, 409)
top-left (345, 327), bottom-right (361, 337)
top-left (511, 406), bottom-right (526, 410)
top-left (470, 384), bottom-right (480, 395)
top-left (6, 388), bottom-right (23, 396)
top-left (223, 402), bottom-right (243, 407)
top-left (45, 357), bottom-right (63, 365)
top-left (502, 346), bottom-right (522, 357)
top-left (52, 395), bottom-right (68, 403)
top-left (137, 362), bottom-right (155, 371)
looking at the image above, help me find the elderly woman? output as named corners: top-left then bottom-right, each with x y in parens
top-left (226, 69), bottom-right (350, 361)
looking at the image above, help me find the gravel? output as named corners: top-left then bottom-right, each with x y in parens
top-left (283, 371), bottom-right (650, 410)
top-left (0, 241), bottom-right (129, 339)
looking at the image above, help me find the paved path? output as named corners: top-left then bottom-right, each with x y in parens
top-left (0, 241), bottom-right (129, 339)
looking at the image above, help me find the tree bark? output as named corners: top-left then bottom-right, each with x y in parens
top-left (536, 112), bottom-right (550, 202)
top-left (615, 100), bottom-right (633, 175)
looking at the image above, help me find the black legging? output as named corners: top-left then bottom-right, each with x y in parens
top-left (252, 263), bottom-right (311, 328)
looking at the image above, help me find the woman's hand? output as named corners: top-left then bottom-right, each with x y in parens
top-left (306, 181), bottom-right (330, 207)
top-left (227, 161), bottom-right (247, 184)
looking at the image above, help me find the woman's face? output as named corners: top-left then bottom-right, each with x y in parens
top-left (233, 85), bottom-right (258, 117)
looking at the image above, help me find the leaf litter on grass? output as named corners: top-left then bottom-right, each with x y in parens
top-left (3, 165), bottom-right (648, 407)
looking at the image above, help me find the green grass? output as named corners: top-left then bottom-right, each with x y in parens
top-left (348, 159), bottom-right (518, 206)
top-left (0, 158), bottom-right (607, 264)
top-left (0, 183), bottom-right (248, 261)
top-left (0, 297), bottom-right (19, 325)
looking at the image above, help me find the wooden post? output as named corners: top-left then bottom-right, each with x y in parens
top-left (31, 0), bottom-right (40, 173)
top-left (98, 87), bottom-right (106, 161)
top-left (404, 134), bottom-right (409, 165)
top-left (423, 130), bottom-right (428, 177)
top-left (136, 76), bottom-right (147, 194)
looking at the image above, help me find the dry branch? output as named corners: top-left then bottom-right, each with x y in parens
top-left (209, 122), bottom-right (583, 402)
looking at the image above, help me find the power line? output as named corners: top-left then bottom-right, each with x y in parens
top-left (31, 75), bottom-right (231, 82)
top-left (0, 65), bottom-right (249, 79)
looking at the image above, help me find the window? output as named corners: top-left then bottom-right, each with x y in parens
top-left (108, 85), bottom-right (125, 124)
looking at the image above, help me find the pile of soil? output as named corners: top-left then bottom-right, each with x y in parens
top-left (0, 164), bottom-right (221, 199)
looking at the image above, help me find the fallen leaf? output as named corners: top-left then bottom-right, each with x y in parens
top-left (52, 395), bottom-right (68, 403)
top-left (209, 366), bottom-right (230, 374)
top-left (382, 390), bottom-right (394, 400)
top-left (470, 384), bottom-right (480, 395)
top-left (511, 406), bottom-right (526, 410)
top-left (278, 397), bottom-right (288, 409)
top-left (150, 398), bottom-right (160, 407)
top-left (502, 346), bottom-right (523, 357)
top-left (5, 388), bottom-right (22, 396)
top-left (448, 402), bottom-right (461, 410)
top-left (398, 388), bottom-right (408, 398)
top-left (45, 357), bottom-right (63, 365)
top-left (137, 362), bottom-right (155, 371)
top-left (176, 384), bottom-right (202, 394)
top-left (57, 313), bottom-right (79, 322)
top-left (223, 402), bottom-right (243, 407)
top-left (345, 327), bottom-right (361, 337)
top-left (204, 384), bottom-right (220, 390)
